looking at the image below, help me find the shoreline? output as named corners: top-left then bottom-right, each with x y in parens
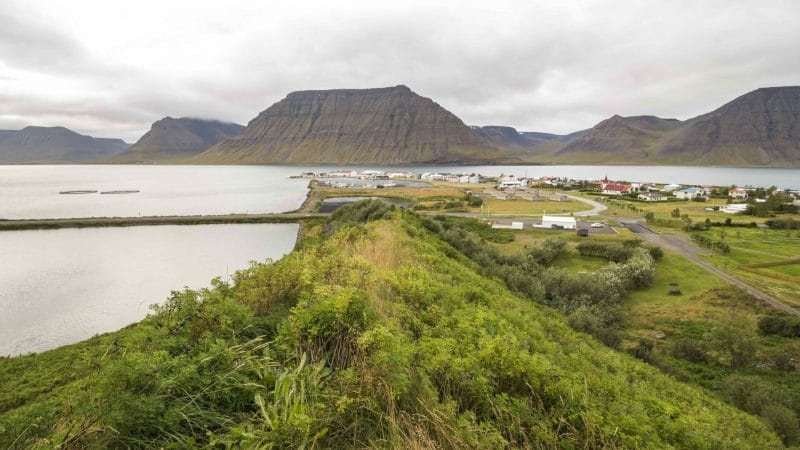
top-left (0, 212), bottom-right (327, 231)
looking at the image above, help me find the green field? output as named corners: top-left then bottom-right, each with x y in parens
top-left (696, 227), bottom-right (800, 306)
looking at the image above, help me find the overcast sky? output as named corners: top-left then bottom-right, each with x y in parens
top-left (1, 0), bottom-right (798, 142)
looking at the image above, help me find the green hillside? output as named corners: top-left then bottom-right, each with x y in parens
top-left (0, 202), bottom-right (782, 448)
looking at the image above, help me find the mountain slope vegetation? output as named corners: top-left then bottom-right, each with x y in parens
top-left (0, 201), bottom-right (781, 448)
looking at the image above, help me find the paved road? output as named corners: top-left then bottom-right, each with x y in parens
top-left (620, 219), bottom-right (800, 317)
top-left (558, 192), bottom-right (608, 217)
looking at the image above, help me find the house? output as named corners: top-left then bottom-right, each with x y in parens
top-left (638, 192), bottom-right (668, 202)
top-left (467, 176), bottom-right (481, 184)
top-left (498, 177), bottom-right (524, 189)
top-left (720, 204), bottom-right (749, 214)
top-left (601, 183), bottom-right (631, 195)
top-left (729, 188), bottom-right (749, 200)
top-left (541, 215), bottom-right (577, 230)
top-left (674, 187), bottom-right (705, 200)
top-left (421, 173), bottom-right (445, 181)
top-left (492, 221), bottom-right (524, 230)
top-left (663, 183), bottom-right (682, 192)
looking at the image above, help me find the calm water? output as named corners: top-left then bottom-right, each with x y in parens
top-left (0, 165), bottom-right (310, 219)
top-left (0, 224), bottom-right (298, 356)
top-left (2, 164), bottom-right (799, 220)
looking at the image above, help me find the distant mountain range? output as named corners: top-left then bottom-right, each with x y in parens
top-left (2, 86), bottom-right (798, 166)
top-left (518, 87), bottom-right (800, 167)
top-left (193, 85), bottom-right (502, 164)
top-left (109, 117), bottom-right (244, 163)
top-left (0, 126), bottom-right (128, 163)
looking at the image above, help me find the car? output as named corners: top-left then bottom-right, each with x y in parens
top-left (590, 222), bottom-right (604, 228)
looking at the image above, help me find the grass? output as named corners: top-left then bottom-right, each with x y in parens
top-left (0, 204), bottom-right (785, 448)
top-left (318, 182), bottom-right (591, 216)
top-left (695, 227), bottom-right (800, 307)
top-left (469, 196), bottom-right (588, 215)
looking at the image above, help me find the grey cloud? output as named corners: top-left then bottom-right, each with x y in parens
top-left (1, 0), bottom-right (799, 141)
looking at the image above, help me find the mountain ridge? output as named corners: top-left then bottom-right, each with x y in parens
top-left (0, 126), bottom-right (129, 163)
top-left (109, 117), bottom-right (244, 163)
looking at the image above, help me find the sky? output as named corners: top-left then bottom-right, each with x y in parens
top-left (1, 0), bottom-right (799, 142)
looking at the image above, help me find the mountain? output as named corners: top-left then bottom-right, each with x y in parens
top-left (516, 87), bottom-right (800, 167)
top-left (472, 125), bottom-right (561, 148)
top-left (551, 115), bottom-right (682, 163)
top-left (658, 87), bottom-right (800, 166)
top-left (109, 117), bottom-right (244, 163)
top-left (0, 126), bottom-right (128, 163)
top-left (193, 85), bottom-right (503, 164)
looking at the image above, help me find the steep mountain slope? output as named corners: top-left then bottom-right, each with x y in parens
top-left (194, 85), bottom-right (503, 164)
top-left (659, 86), bottom-right (800, 166)
top-left (0, 126), bottom-right (128, 163)
top-left (109, 117), bottom-right (244, 163)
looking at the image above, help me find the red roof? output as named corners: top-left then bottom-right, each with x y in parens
top-left (603, 184), bottom-right (630, 192)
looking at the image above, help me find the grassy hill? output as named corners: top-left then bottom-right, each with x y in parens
top-left (0, 202), bottom-right (782, 448)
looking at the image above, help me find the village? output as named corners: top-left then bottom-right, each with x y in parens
top-left (295, 169), bottom-right (800, 227)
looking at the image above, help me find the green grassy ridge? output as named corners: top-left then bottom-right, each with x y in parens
top-left (0, 204), bottom-right (783, 448)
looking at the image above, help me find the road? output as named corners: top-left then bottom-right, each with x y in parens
top-left (0, 213), bottom-right (328, 231)
top-left (620, 219), bottom-right (800, 317)
top-left (557, 192), bottom-right (608, 217)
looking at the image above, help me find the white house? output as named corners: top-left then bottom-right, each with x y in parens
top-left (468, 176), bottom-right (481, 184)
top-left (421, 173), bottom-right (445, 181)
top-left (720, 204), bottom-right (749, 214)
top-left (674, 187), bottom-right (705, 200)
top-left (638, 192), bottom-right (668, 202)
top-left (729, 188), bottom-right (749, 200)
top-left (541, 215), bottom-right (577, 229)
top-left (498, 177), bottom-right (524, 189)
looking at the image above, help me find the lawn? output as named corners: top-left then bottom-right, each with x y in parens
top-left (470, 196), bottom-right (588, 216)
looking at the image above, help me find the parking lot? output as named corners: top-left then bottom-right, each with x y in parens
top-left (490, 219), bottom-right (618, 235)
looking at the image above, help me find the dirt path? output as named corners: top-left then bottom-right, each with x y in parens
top-left (622, 220), bottom-right (800, 317)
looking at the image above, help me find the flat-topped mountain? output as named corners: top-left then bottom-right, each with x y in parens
top-left (110, 117), bottom-right (244, 163)
top-left (194, 85), bottom-right (503, 164)
top-left (0, 126), bottom-right (128, 163)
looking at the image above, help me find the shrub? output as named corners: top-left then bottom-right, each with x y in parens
top-left (757, 315), bottom-right (799, 337)
top-left (670, 340), bottom-right (707, 363)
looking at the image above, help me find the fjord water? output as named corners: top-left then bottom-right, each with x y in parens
top-left (0, 224), bottom-right (298, 356)
top-left (2, 164), bottom-right (799, 220)
top-left (0, 165), bottom-right (310, 219)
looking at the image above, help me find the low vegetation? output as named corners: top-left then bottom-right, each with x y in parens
top-left (0, 201), bottom-right (783, 448)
